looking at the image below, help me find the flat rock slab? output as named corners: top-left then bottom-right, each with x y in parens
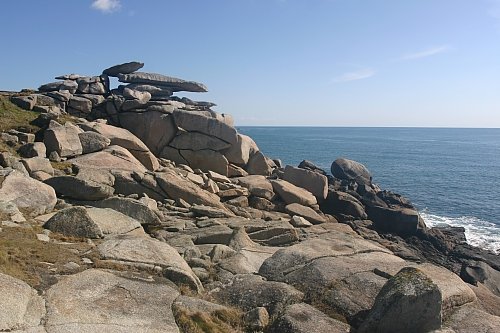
top-left (0, 169), bottom-right (57, 217)
top-left (0, 273), bottom-right (45, 332)
top-left (44, 269), bottom-right (180, 333)
top-left (102, 61), bottom-right (144, 77)
top-left (98, 235), bottom-right (203, 292)
top-left (118, 72), bottom-right (208, 93)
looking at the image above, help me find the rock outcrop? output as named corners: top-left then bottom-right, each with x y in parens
top-left (0, 61), bottom-right (498, 333)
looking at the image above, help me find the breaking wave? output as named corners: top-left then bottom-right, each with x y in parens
top-left (421, 210), bottom-right (500, 254)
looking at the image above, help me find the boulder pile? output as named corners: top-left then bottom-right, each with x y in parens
top-left (11, 61), bottom-right (274, 177)
top-left (0, 62), bottom-right (499, 332)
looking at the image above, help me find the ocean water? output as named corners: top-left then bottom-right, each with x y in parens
top-left (238, 127), bottom-right (500, 253)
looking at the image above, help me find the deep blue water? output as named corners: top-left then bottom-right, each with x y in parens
top-left (238, 127), bottom-right (500, 252)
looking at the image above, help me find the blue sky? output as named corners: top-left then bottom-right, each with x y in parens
top-left (1, 0), bottom-right (499, 127)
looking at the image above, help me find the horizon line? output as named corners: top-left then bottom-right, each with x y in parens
top-left (235, 125), bottom-right (500, 129)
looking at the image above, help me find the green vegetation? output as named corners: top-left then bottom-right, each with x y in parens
top-left (174, 307), bottom-right (245, 333)
top-left (0, 226), bottom-right (91, 290)
top-left (50, 161), bottom-right (74, 173)
top-left (0, 95), bottom-right (39, 133)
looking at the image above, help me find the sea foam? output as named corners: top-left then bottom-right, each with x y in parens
top-left (421, 210), bottom-right (500, 254)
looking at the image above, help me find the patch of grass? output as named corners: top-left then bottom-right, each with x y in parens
top-left (0, 226), bottom-right (92, 290)
top-left (174, 307), bottom-right (245, 333)
top-left (0, 95), bottom-right (39, 133)
top-left (0, 140), bottom-right (16, 154)
top-left (50, 161), bottom-right (74, 173)
top-left (57, 113), bottom-right (80, 125)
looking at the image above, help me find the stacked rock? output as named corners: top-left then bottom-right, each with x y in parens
top-left (10, 61), bottom-right (276, 177)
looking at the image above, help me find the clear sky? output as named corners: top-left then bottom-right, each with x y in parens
top-left (1, 0), bottom-right (499, 127)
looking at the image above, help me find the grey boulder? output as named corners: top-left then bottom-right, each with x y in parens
top-left (0, 272), bottom-right (45, 332)
top-left (98, 235), bottom-right (203, 293)
top-left (118, 111), bottom-right (176, 156)
top-left (283, 165), bottom-right (328, 201)
top-left (21, 157), bottom-right (54, 178)
top-left (68, 95), bottom-right (92, 114)
top-left (155, 169), bottom-right (225, 209)
top-left (269, 303), bottom-right (351, 333)
top-left (44, 121), bottom-right (83, 158)
top-left (358, 267), bottom-right (442, 333)
top-left (43, 206), bottom-right (143, 238)
top-left (321, 190), bottom-right (368, 219)
top-left (0, 201), bottom-right (26, 223)
top-left (0, 169), bottom-right (57, 216)
top-left (10, 95), bottom-right (37, 110)
top-left (70, 145), bottom-right (147, 173)
top-left (270, 179), bottom-right (317, 206)
top-left (45, 175), bottom-right (114, 201)
top-left (87, 196), bottom-right (161, 225)
top-left (78, 131), bottom-right (111, 154)
top-left (367, 205), bottom-right (426, 237)
top-left (76, 76), bottom-right (106, 95)
top-left (222, 134), bottom-right (258, 165)
top-left (331, 158), bottom-right (372, 185)
top-left (246, 151), bottom-right (273, 176)
top-left (180, 149), bottom-right (229, 176)
top-left (79, 122), bottom-right (159, 171)
top-left (285, 203), bottom-right (326, 224)
top-left (17, 142), bottom-right (46, 158)
top-left (212, 274), bottom-right (303, 317)
top-left (235, 175), bottom-right (275, 200)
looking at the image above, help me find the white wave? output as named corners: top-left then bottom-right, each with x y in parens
top-left (421, 210), bottom-right (500, 254)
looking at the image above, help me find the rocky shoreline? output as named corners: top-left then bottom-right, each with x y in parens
top-left (0, 61), bottom-right (499, 332)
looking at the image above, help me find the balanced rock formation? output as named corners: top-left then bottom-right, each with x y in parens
top-left (12, 61), bottom-right (276, 177)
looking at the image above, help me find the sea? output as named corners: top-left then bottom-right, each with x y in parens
top-left (238, 127), bottom-right (500, 253)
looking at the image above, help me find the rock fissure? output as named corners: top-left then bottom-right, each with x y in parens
top-left (280, 249), bottom-right (392, 278)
